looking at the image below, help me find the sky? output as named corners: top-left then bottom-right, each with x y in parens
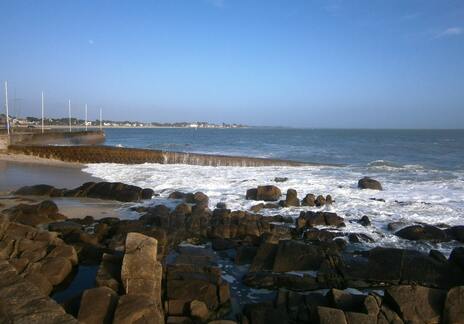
top-left (0, 0), bottom-right (463, 128)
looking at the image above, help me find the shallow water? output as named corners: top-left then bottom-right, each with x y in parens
top-left (84, 128), bottom-right (464, 254)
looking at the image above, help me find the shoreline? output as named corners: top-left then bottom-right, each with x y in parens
top-left (0, 151), bottom-right (101, 193)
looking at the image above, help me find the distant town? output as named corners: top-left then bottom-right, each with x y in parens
top-left (0, 114), bottom-right (246, 129)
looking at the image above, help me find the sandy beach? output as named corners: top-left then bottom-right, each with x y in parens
top-left (0, 151), bottom-right (101, 193)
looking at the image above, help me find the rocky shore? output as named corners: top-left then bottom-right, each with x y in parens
top-left (1, 178), bottom-right (463, 323)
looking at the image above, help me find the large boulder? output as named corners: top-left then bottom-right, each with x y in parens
top-left (121, 233), bottom-right (163, 300)
top-left (284, 189), bottom-right (300, 207)
top-left (78, 287), bottom-right (118, 324)
top-left (385, 285), bottom-right (446, 324)
top-left (272, 240), bottom-right (326, 272)
top-left (443, 286), bottom-right (464, 324)
top-left (358, 177), bottom-right (382, 190)
top-left (301, 194), bottom-right (316, 207)
top-left (246, 186), bottom-right (282, 201)
top-left (396, 225), bottom-right (448, 242)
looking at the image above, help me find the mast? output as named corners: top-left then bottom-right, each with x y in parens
top-left (85, 104), bottom-right (88, 131)
top-left (99, 108), bottom-right (102, 131)
top-left (4, 81), bottom-right (9, 135)
top-left (68, 99), bottom-right (72, 132)
top-left (41, 91), bottom-right (44, 133)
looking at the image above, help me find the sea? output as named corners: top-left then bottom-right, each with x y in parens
top-left (83, 128), bottom-right (464, 254)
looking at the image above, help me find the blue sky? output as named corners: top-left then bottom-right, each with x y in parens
top-left (0, 0), bottom-right (463, 128)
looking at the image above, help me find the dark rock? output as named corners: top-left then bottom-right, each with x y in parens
top-left (301, 194), bottom-right (316, 207)
top-left (325, 195), bottom-right (333, 204)
top-left (5, 200), bottom-right (65, 226)
top-left (139, 204), bottom-right (170, 226)
top-left (216, 202), bottom-right (227, 209)
top-left (169, 191), bottom-right (186, 200)
top-left (449, 247), bottom-right (464, 270)
top-left (429, 249), bottom-right (447, 263)
top-left (274, 177), bottom-right (288, 183)
top-left (15, 184), bottom-right (64, 196)
top-left (256, 185), bottom-right (282, 201)
top-left (358, 177), bottom-right (382, 190)
top-left (357, 216), bottom-right (371, 227)
top-left (246, 188), bottom-right (258, 200)
top-left (48, 220), bottom-right (82, 233)
top-left (387, 221), bottom-right (408, 232)
top-left (297, 211), bottom-right (345, 228)
top-left (244, 302), bottom-right (289, 324)
top-left (385, 285), bottom-right (446, 324)
top-left (211, 238), bottom-right (237, 251)
top-left (250, 243), bottom-right (278, 272)
top-left (395, 224), bottom-right (448, 242)
top-left (250, 203), bottom-right (264, 213)
top-left (235, 246), bottom-right (258, 265)
top-left (447, 225), bottom-right (464, 242)
top-left (315, 195), bottom-right (326, 207)
top-left (284, 189), bottom-right (300, 207)
top-left (140, 188), bottom-right (154, 200)
top-left (272, 240), bottom-right (326, 272)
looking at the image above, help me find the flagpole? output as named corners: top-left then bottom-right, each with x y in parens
top-left (68, 99), bottom-right (72, 132)
top-left (85, 104), bottom-right (88, 131)
top-left (41, 91), bottom-right (44, 133)
top-left (4, 81), bottom-right (10, 135)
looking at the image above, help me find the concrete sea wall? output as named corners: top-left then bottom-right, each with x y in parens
top-left (8, 145), bottom-right (309, 167)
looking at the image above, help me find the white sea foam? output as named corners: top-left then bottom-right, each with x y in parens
top-left (83, 162), bottom-right (464, 254)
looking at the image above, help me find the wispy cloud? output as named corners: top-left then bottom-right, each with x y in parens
top-left (434, 27), bottom-right (463, 38)
top-left (205, 0), bottom-right (225, 8)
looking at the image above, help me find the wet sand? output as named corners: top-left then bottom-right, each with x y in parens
top-left (0, 152), bottom-right (101, 193)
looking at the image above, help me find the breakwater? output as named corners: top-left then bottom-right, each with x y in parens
top-left (8, 145), bottom-right (309, 166)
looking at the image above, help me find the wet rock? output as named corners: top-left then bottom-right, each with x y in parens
top-left (297, 211), bottom-right (345, 228)
top-left (139, 204), bottom-right (170, 225)
top-left (315, 195), bottom-right (326, 207)
top-left (247, 186), bottom-right (282, 201)
top-left (357, 216), bottom-right (371, 227)
top-left (246, 188), bottom-right (258, 200)
top-left (325, 195), bottom-right (333, 204)
top-left (301, 194), bottom-right (316, 207)
top-left (348, 233), bottom-right (374, 243)
top-left (443, 286), bottom-right (464, 324)
top-left (284, 189), bottom-right (300, 207)
top-left (358, 177), bottom-right (382, 190)
top-left (304, 228), bottom-right (338, 242)
top-left (343, 247), bottom-right (464, 289)
top-left (250, 203), bottom-right (264, 213)
top-left (78, 287), bottom-right (118, 324)
top-left (274, 177), bottom-right (288, 183)
top-left (250, 243), bottom-right (278, 272)
top-left (140, 188), bottom-right (154, 200)
top-left (388, 221), bottom-right (408, 232)
top-left (385, 285), bottom-right (446, 324)
top-left (15, 184), bottom-right (63, 196)
top-left (216, 202), bottom-right (227, 209)
top-left (395, 224), bottom-right (448, 242)
top-left (211, 238), bottom-right (237, 251)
